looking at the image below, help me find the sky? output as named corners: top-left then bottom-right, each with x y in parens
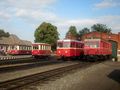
top-left (0, 0), bottom-right (120, 42)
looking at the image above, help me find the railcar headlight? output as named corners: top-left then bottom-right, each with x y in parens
top-left (59, 51), bottom-right (61, 53)
top-left (65, 51), bottom-right (68, 53)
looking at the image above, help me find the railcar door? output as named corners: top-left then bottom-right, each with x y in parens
top-left (109, 40), bottom-right (118, 61)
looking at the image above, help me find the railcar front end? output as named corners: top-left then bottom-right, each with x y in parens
top-left (57, 39), bottom-right (84, 60)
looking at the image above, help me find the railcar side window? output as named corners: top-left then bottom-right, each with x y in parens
top-left (33, 46), bottom-right (39, 50)
top-left (85, 41), bottom-right (99, 48)
top-left (39, 45), bottom-right (41, 50)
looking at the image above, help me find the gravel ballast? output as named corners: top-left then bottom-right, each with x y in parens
top-left (23, 61), bottom-right (120, 90)
top-left (0, 62), bottom-right (78, 82)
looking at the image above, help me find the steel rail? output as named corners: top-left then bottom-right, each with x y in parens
top-left (0, 62), bottom-right (85, 90)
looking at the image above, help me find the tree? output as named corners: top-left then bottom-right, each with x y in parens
top-left (65, 26), bottom-right (78, 39)
top-left (34, 22), bottom-right (59, 51)
top-left (0, 29), bottom-right (10, 38)
top-left (91, 23), bottom-right (111, 33)
top-left (78, 27), bottom-right (90, 40)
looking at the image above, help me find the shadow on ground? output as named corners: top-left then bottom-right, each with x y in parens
top-left (108, 69), bottom-right (120, 83)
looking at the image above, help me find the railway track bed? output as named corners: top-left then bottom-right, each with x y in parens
top-left (0, 60), bottom-right (63, 73)
top-left (0, 61), bottom-right (79, 82)
top-left (0, 61), bottom-right (99, 90)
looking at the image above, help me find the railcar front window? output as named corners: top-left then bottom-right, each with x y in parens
top-left (63, 42), bottom-right (70, 48)
top-left (57, 42), bottom-right (63, 48)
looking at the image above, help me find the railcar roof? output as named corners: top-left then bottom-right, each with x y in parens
top-left (32, 43), bottom-right (50, 45)
top-left (84, 39), bottom-right (101, 41)
top-left (57, 39), bottom-right (83, 43)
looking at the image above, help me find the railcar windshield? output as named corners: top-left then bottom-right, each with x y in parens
top-left (57, 42), bottom-right (63, 48)
top-left (85, 41), bottom-right (99, 48)
top-left (63, 42), bottom-right (70, 48)
top-left (57, 41), bottom-right (71, 48)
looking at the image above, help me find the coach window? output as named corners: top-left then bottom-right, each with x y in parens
top-left (48, 46), bottom-right (49, 50)
top-left (23, 46), bottom-right (25, 50)
top-left (19, 46), bottom-right (21, 50)
top-left (96, 42), bottom-right (99, 48)
top-left (22, 46), bottom-right (24, 50)
top-left (44, 45), bottom-right (46, 50)
top-left (47, 46), bottom-right (49, 50)
top-left (29, 47), bottom-right (31, 50)
top-left (57, 42), bottom-right (63, 48)
top-left (41, 45), bottom-right (43, 50)
top-left (43, 45), bottom-right (45, 50)
top-left (48, 46), bottom-right (50, 50)
top-left (63, 42), bottom-right (70, 48)
top-left (39, 45), bottom-right (41, 50)
top-left (77, 43), bottom-right (79, 48)
top-left (12, 46), bottom-right (14, 49)
top-left (42, 45), bottom-right (44, 50)
top-left (27, 47), bottom-right (29, 50)
top-left (26, 46), bottom-right (28, 50)
top-left (41, 45), bottom-right (42, 50)
top-left (33, 46), bottom-right (38, 50)
top-left (71, 42), bottom-right (75, 47)
top-left (45, 45), bottom-right (46, 50)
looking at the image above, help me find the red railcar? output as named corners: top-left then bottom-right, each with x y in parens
top-left (7, 45), bottom-right (31, 55)
top-left (32, 43), bottom-right (51, 59)
top-left (84, 39), bottom-right (112, 60)
top-left (57, 39), bottom-right (84, 60)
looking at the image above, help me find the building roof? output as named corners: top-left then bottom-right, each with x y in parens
top-left (0, 34), bottom-right (32, 46)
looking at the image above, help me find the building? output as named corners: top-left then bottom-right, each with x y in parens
top-left (82, 31), bottom-right (120, 59)
top-left (0, 34), bottom-right (32, 54)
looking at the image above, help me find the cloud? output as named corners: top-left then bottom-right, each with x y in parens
top-left (55, 19), bottom-right (97, 28)
top-left (96, 15), bottom-right (120, 32)
top-left (0, 0), bottom-right (57, 9)
top-left (54, 15), bottom-right (120, 36)
top-left (0, 0), bottom-right (57, 20)
top-left (15, 8), bottom-right (57, 21)
top-left (95, 0), bottom-right (120, 9)
top-left (0, 12), bottom-right (11, 19)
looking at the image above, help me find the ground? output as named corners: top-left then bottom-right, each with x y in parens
top-left (27, 60), bottom-right (120, 90)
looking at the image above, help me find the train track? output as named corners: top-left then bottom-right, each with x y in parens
top-left (0, 61), bottom-right (96, 90)
top-left (0, 60), bottom-right (63, 73)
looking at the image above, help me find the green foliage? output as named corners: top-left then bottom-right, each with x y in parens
top-left (0, 29), bottom-right (10, 37)
top-left (91, 23), bottom-right (111, 33)
top-left (68, 26), bottom-right (78, 36)
top-left (34, 22), bottom-right (59, 51)
top-left (78, 27), bottom-right (90, 39)
top-left (65, 26), bottom-right (78, 39)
